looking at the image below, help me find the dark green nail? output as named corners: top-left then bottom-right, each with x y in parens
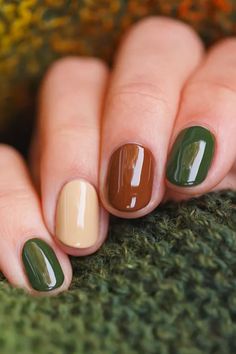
top-left (166, 126), bottom-right (215, 187)
top-left (22, 238), bottom-right (64, 292)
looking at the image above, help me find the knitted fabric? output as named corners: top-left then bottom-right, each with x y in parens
top-left (0, 190), bottom-right (236, 354)
top-left (1, 3), bottom-right (236, 353)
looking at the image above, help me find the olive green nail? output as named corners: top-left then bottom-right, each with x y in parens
top-left (166, 126), bottom-right (215, 187)
top-left (22, 238), bottom-right (64, 292)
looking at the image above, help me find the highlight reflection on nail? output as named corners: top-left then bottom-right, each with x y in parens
top-left (55, 180), bottom-right (99, 248)
top-left (106, 143), bottom-right (154, 212)
top-left (166, 126), bottom-right (215, 186)
top-left (22, 238), bottom-right (64, 292)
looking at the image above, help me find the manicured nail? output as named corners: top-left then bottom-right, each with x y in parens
top-left (106, 143), bottom-right (154, 212)
top-left (55, 180), bottom-right (99, 248)
top-left (166, 126), bottom-right (215, 187)
top-left (22, 238), bottom-right (64, 292)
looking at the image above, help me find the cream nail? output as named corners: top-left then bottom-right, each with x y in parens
top-left (55, 180), bottom-right (99, 248)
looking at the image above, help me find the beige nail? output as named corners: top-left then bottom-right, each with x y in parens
top-left (55, 180), bottom-right (99, 248)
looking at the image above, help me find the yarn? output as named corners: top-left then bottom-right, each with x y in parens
top-left (0, 190), bottom-right (235, 354)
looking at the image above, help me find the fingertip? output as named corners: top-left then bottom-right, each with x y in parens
top-left (53, 206), bottom-right (109, 257)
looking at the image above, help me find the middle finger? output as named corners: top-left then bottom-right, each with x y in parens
top-left (100, 16), bottom-right (204, 218)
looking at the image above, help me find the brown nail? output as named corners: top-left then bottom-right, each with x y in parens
top-left (106, 143), bottom-right (154, 212)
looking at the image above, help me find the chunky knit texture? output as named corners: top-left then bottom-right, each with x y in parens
top-left (1, 2), bottom-right (236, 353)
top-left (0, 190), bottom-right (236, 354)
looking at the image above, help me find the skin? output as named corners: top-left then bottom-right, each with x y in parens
top-left (0, 16), bottom-right (236, 294)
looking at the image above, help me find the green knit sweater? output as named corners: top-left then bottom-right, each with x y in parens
top-left (0, 190), bottom-right (236, 354)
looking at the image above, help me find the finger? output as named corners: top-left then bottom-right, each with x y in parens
top-left (165, 162), bottom-right (236, 202)
top-left (29, 129), bottom-right (40, 191)
top-left (99, 16), bottom-right (204, 218)
top-left (37, 57), bottom-right (109, 256)
top-left (0, 145), bottom-right (71, 294)
top-left (166, 38), bottom-right (236, 195)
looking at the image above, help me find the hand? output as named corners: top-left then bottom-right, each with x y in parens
top-left (1, 17), bottom-right (235, 294)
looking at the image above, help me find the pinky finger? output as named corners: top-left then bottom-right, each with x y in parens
top-left (0, 145), bottom-right (72, 295)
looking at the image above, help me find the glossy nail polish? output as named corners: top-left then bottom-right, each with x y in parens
top-left (22, 238), bottom-right (64, 292)
top-left (166, 126), bottom-right (215, 186)
top-left (55, 180), bottom-right (99, 248)
top-left (106, 143), bottom-right (154, 212)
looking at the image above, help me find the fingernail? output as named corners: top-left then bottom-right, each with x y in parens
top-left (55, 180), bottom-right (99, 248)
top-left (22, 238), bottom-right (64, 292)
top-left (166, 126), bottom-right (215, 187)
top-left (106, 143), bottom-right (154, 212)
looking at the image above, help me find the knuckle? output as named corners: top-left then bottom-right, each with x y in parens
top-left (0, 186), bottom-right (32, 214)
top-left (49, 120), bottom-right (97, 142)
top-left (108, 82), bottom-right (171, 115)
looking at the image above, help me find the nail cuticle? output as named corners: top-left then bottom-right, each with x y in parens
top-left (171, 122), bottom-right (217, 146)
